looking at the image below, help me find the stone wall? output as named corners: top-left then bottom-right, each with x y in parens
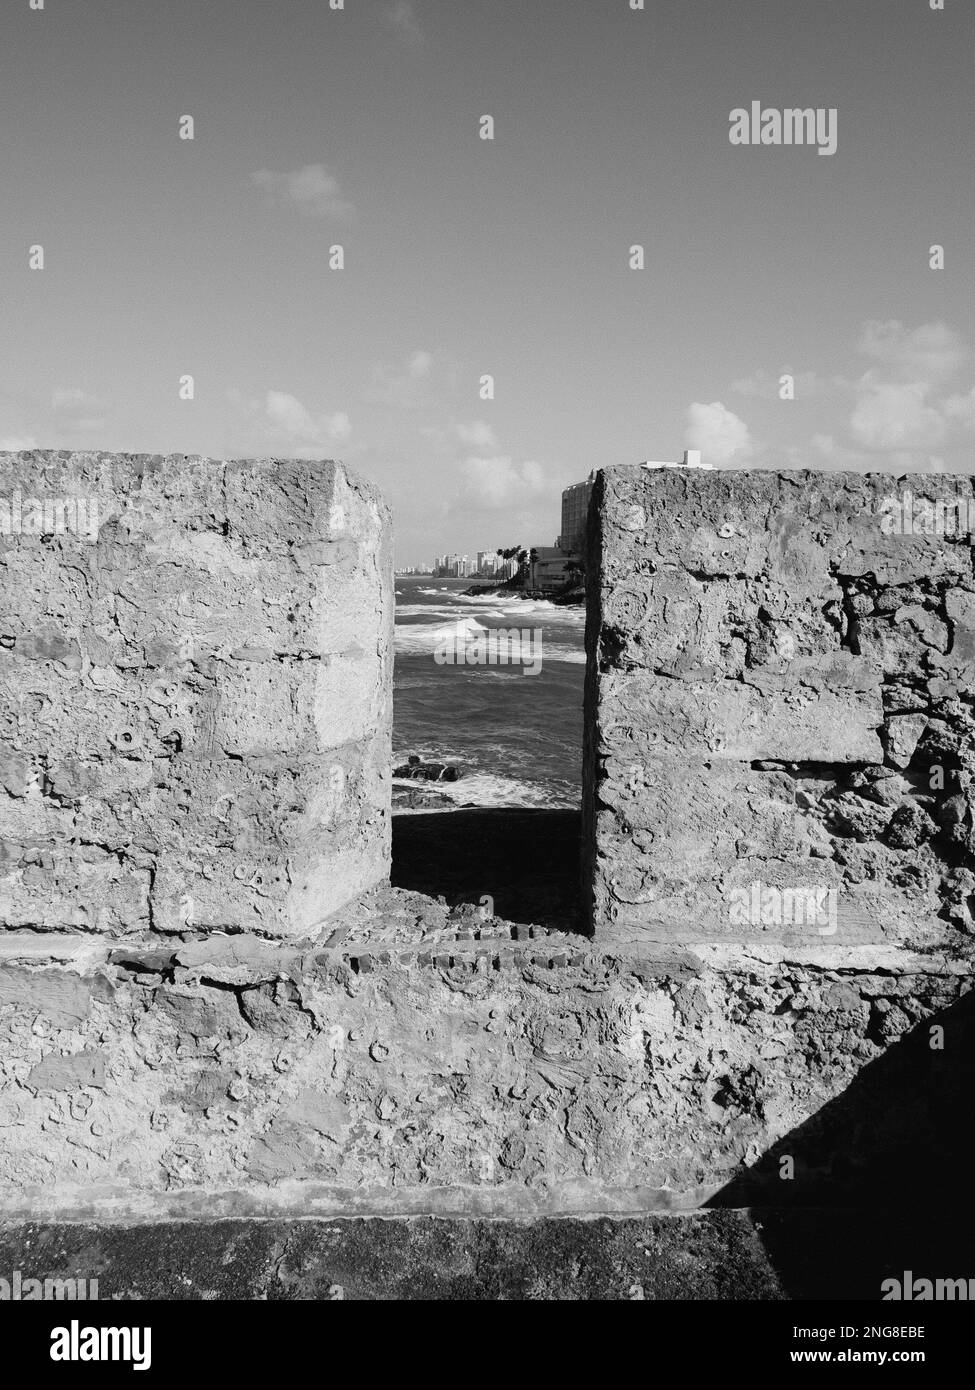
top-left (1, 459), bottom-right (972, 1221)
top-left (0, 451), bottom-right (392, 943)
top-left (584, 468), bottom-right (975, 952)
top-left (0, 915), bottom-right (970, 1216)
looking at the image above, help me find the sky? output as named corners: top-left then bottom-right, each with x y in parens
top-left (1, 0), bottom-right (973, 565)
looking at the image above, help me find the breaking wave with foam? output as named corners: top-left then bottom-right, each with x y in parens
top-left (393, 577), bottom-right (585, 810)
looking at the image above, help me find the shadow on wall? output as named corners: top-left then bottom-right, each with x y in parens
top-left (391, 808), bottom-right (583, 934)
top-left (709, 988), bottom-right (975, 1298)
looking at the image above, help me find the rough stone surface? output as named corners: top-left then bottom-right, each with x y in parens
top-left (3, 1208), bottom-right (973, 1300)
top-left (0, 1214), bottom-right (785, 1300)
top-left (0, 898), bottom-right (970, 1211)
top-left (0, 451), bottom-right (392, 941)
top-left (0, 463), bottom-right (971, 1225)
top-left (583, 468), bottom-right (975, 948)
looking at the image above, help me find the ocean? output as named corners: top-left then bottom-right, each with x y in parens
top-left (393, 576), bottom-right (585, 811)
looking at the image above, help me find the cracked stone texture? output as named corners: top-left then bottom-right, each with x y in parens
top-left (0, 451), bottom-right (393, 941)
top-left (0, 915), bottom-right (971, 1211)
top-left (583, 468), bottom-right (975, 947)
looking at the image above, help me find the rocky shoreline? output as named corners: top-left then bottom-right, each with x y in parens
top-left (393, 755), bottom-right (465, 810)
top-left (462, 582), bottom-right (585, 607)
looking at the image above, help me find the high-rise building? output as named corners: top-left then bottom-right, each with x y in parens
top-left (559, 481), bottom-right (592, 554)
top-left (436, 553), bottom-right (468, 577)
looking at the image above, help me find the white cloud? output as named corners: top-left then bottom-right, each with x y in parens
top-left (52, 388), bottom-right (90, 410)
top-left (944, 386), bottom-right (975, 431)
top-left (229, 389), bottom-right (351, 457)
top-left (458, 456), bottom-right (547, 510)
top-left (719, 320), bottom-right (975, 471)
top-left (685, 401), bottom-right (752, 465)
top-left (363, 349), bottom-right (454, 408)
top-left (0, 388), bottom-right (107, 454)
top-left (407, 350), bottom-right (433, 379)
top-left (383, 1), bottom-right (424, 44)
top-left (857, 320), bottom-right (966, 382)
top-left (50, 388), bottom-right (106, 435)
top-left (806, 434), bottom-right (869, 469)
top-left (264, 390), bottom-right (350, 443)
top-left (251, 164), bottom-right (354, 220)
top-left (455, 420), bottom-right (498, 449)
top-left (850, 381), bottom-right (948, 451)
top-left (731, 368), bottom-right (822, 399)
top-left (846, 321), bottom-right (975, 456)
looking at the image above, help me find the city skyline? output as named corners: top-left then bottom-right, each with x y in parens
top-left (408, 548), bottom-right (523, 579)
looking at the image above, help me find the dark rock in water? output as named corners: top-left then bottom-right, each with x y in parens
top-left (392, 785), bottom-right (459, 811)
top-left (394, 755), bottom-right (460, 783)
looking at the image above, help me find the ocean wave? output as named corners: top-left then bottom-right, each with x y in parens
top-left (450, 594), bottom-right (573, 615)
top-left (396, 604), bottom-right (584, 626)
top-left (542, 645), bottom-right (587, 665)
top-left (395, 619), bottom-right (585, 667)
top-left (397, 609), bottom-right (578, 627)
top-left (393, 771), bottom-right (577, 811)
top-left (394, 625), bottom-right (585, 669)
top-left (394, 616), bottom-right (490, 655)
top-left (395, 604), bottom-right (493, 619)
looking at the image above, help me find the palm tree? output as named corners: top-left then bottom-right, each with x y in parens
top-left (497, 544), bottom-right (529, 585)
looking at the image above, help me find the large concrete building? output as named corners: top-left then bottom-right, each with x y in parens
top-left (529, 546), bottom-right (577, 593)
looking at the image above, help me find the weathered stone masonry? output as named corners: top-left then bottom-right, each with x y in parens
top-left (0, 451), bottom-right (392, 941)
top-left (585, 467), bottom-right (975, 953)
top-left (0, 455), bottom-right (971, 1220)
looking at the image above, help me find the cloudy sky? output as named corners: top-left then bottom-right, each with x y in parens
top-left (1, 0), bottom-right (972, 563)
